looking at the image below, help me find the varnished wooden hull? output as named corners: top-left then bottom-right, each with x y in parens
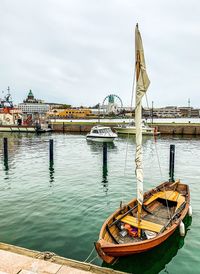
top-left (95, 181), bottom-right (190, 264)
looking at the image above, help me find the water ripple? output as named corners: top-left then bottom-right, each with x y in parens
top-left (0, 133), bottom-right (199, 273)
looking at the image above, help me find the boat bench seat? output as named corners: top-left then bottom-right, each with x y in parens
top-left (143, 190), bottom-right (185, 211)
top-left (117, 215), bottom-right (163, 233)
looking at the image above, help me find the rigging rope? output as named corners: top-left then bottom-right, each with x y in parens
top-left (130, 66), bottom-right (136, 114)
top-left (145, 92), bottom-right (172, 219)
top-left (152, 126), bottom-right (171, 219)
top-left (123, 53), bottom-right (173, 221)
top-left (154, 141), bottom-right (164, 180)
top-left (122, 64), bottom-right (136, 202)
top-left (124, 134), bottom-right (130, 176)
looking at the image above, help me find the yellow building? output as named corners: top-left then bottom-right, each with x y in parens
top-left (48, 108), bottom-right (92, 119)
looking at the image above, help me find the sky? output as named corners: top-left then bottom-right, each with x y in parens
top-left (0, 0), bottom-right (199, 108)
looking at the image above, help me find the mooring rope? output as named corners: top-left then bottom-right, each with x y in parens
top-left (84, 246), bottom-right (95, 262)
top-left (35, 251), bottom-right (56, 261)
top-left (88, 255), bottom-right (99, 264)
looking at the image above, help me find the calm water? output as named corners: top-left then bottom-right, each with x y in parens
top-left (0, 132), bottom-right (199, 273)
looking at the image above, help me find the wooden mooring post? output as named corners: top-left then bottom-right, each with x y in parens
top-left (49, 139), bottom-right (54, 164)
top-left (103, 142), bottom-right (108, 165)
top-left (3, 137), bottom-right (9, 170)
top-left (169, 144), bottom-right (175, 182)
top-left (62, 122), bottom-right (65, 133)
top-left (3, 137), bottom-right (8, 161)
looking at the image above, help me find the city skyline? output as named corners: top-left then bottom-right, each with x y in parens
top-left (1, 0), bottom-right (200, 107)
top-left (2, 87), bottom-right (195, 109)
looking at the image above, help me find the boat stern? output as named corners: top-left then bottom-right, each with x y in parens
top-left (94, 241), bottom-right (116, 264)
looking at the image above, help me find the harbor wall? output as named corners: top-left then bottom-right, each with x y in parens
top-left (52, 122), bottom-right (117, 133)
top-left (155, 123), bottom-right (200, 135)
top-left (52, 122), bottom-right (200, 135)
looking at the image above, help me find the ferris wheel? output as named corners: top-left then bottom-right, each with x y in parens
top-left (102, 94), bottom-right (123, 114)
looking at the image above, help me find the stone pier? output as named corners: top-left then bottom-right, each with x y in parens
top-left (0, 243), bottom-right (126, 274)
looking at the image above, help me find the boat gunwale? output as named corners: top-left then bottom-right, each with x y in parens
top-left (113, 126), bottom-right (160, 136)
top-left (97, 181), bottom-right (190, 250)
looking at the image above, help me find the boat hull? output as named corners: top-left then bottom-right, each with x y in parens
top-left (86, 125), bottom-right (117, 142)
top-left (0, 125), bottom-right (53, 133)
top-left (95, 181), bottom-right (190, 263)
top-left (113, 126), bottom-right (160, 135)
top-left (86, 133), bottom-right (117, 142)
top-left (86, 136), bottom-right (116, 142)
top-left (96, 222), bottom-right (178, 258)
top-left (0, 125), bottom-right (36, 132)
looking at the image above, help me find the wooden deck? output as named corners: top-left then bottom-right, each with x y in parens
top-left (0, 243), bottom-right (126, 274)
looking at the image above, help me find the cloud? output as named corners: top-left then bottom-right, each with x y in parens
top-left (0, 0), bottom-right (199, 108)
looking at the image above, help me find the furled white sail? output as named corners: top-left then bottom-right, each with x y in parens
top-left (135, 24), bottom-right (150, 205)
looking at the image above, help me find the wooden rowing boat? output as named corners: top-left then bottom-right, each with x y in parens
top-left (95, 24), bottom-right (190, 264)
top-left (95, 180), bottom-right (190, 263)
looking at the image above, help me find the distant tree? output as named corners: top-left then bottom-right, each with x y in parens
top-left (56, 104), bottom-right (71, 109)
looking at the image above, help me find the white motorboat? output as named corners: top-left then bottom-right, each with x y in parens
top-left (86, 125), bottom-right (117, 142)
top-left (113, 121), bottom-right (160, 136)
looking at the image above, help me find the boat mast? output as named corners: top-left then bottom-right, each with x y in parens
top-left (134, 24), bottom-right (150, 237)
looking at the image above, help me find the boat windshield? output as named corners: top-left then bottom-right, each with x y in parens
top-left (99, 128), bottom-right (112, 134)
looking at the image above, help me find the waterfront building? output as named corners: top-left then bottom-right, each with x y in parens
top-left (90, 108), bottom-right (105, 116)
top-left (142, 106), bottom-right (200, 118)
top-left (23, 90), bottom-right (44, 104)
top-left (18, 90), bottom-right (50, 114)
top-left (48, 108), bottom-right (92, 119)
top-left (190, 108), bottom-right (200, 117)
top-left (178, 107), bottom-right (200, 117)
top-left (18, 103), bottom-right (49, 114)
top-left (48, 103), bottom-right (71, 110)
top-left (152, 106), bottom-right (181, 118)
top-left (0, 108), bottom-right (22, 125)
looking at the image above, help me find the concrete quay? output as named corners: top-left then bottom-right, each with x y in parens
top-left (0, 243), bottom-right (126, 274)
top-left (154, 122), bottom-right (200, 135)
top-left (52, 122), bottom-right (116, 133)
top-left (51, 121), bottom-right (200, 135)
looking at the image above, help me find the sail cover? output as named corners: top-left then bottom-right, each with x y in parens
top-left (135, 24), bottom-right (150, 205)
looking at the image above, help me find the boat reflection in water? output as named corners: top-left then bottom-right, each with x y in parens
top-left (102, 215), bottom-right (192, 274)
top-left (116, 132), bottom-right (160, 144)
top-left (86, 139), bottom-right (117, 153)
top-left (86, 140), bottom-right (117, 194)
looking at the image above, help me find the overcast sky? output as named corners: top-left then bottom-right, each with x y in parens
top-left (0, 0), bottom-right (199, 108)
